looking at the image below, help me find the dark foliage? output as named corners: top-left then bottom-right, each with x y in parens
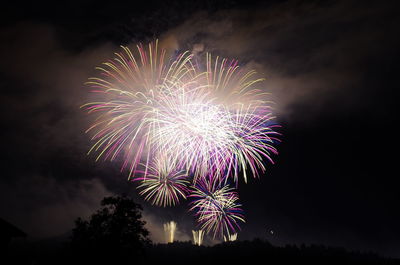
top-left (7, 236), bottom-right (400, 265)
top-left (148, 239), bottom-right (400, 265)
top-left (70, 195), bottom-right (150, 263)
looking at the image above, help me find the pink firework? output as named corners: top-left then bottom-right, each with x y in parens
top-left (83, 40), bottom-right (281, 238)
top-left (189, 176), bottom-right (245, 238)
top-left (82, 40), bottom-right (195, 179)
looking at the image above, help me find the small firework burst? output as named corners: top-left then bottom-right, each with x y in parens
top-left (136, 155), bottom-right (189, 207)
top-left (189, 177), bottom-right (245, 238)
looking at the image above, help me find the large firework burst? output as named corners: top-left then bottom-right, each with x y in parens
top-left (83, 40), bottom-right (280, 238)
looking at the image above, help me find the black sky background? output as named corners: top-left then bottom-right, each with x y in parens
top-left (1, 0), bottom-right (399, 258)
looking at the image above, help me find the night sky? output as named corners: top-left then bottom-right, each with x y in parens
top-left (1, 0), bottom-right (399, 258)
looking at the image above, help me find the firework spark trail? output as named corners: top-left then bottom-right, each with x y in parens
top-left (83, 40), bottom-right (280, 238)
top-left (226, 104), bottom-right (281, 183)
top-left (192, 230), bottom-right (204, 246)
top-left (224, 233), bottom-right (238, 242)
top-left (164, 221), bottom-right (177, 243)
top-left (189, 176), bottom-right (245, 238)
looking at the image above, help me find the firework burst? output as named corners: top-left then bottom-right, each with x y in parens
top-left (136, 155), bottom-right (189, 207)
top-left (189, 176), bottom-right (245, 238)
top-left (148, 54), bottom-right (281, 183)
top-left (82, 40), bottom-right (195, 179)
top-left (83, 40), bottom-right (280, 238)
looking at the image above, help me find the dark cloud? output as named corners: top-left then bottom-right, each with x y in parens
top-left (0, 176), bottom-right (111, 238)
top-left (162, 1), bottom-right (399, 122)
top-left (0, 22), bottom-right (118, 235)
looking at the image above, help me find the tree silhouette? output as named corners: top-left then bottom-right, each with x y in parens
top-left (71, 195), bottom-right (150, 263)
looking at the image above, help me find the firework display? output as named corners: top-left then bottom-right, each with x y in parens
top-left (83, 40), bottom-right (280, 239)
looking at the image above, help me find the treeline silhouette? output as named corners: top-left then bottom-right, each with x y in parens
top-left (5, 196), bottom-right (400, 264)
top-left (7, 238), bottom-right (400, 265)
top-left (148, 240), bottom-right (399, 265)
